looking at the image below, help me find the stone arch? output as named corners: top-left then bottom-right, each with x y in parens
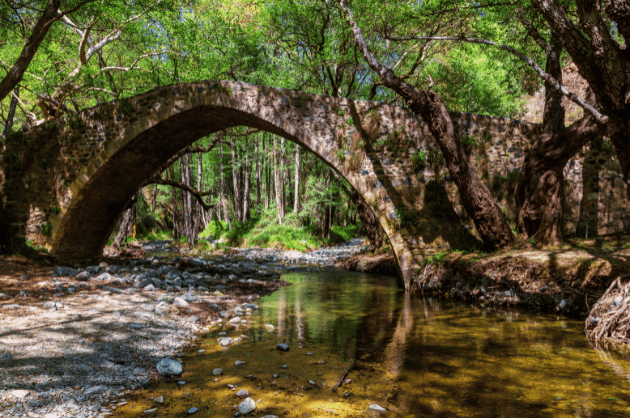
top-left (4, 80), bottom-right (553, 290)
top-left (5, 81), bottom-right (430, 287)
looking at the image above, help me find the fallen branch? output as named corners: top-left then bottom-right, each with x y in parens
top-left (332, 359), bottom-right (356, 393)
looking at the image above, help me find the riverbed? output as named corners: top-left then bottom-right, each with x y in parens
top-left (113, 269), bottom-right (630, 417)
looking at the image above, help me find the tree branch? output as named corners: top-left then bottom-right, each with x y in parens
top-left (144, 176), bottom-right (216, 211)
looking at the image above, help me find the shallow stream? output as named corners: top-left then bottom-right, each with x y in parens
top-left (115, 269), bottom-right (630, 417)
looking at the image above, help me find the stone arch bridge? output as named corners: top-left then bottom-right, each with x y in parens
top-left (2, 80), bottom-right (566, 289)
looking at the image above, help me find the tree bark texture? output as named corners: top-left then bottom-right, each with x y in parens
top-left (339, 0), bottom-right (514, 250)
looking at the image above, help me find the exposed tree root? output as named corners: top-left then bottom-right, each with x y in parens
top-left (586, 276), bottom-right (630, 345)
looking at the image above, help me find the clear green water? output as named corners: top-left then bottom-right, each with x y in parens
top-left (117, 270), bottom-right (630, 417)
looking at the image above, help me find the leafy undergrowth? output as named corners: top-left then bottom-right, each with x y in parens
top-left (199, 210), bottom-right (360, 252)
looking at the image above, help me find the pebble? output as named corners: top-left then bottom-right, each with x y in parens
top-left (144, 408), bottom-right (158, 414)
top-left (236, 389), bottom-right (249, 397)
top-left (173, 297), bottom-right (190, 307)
top-left (11, 389), bottom-right (30, 399)
top-left (154, 396), bottom-right (164, 403)
top-left (188, 406), bottom-right (199, 414)
top-left (238, 397), bottom-right (256, 414)
top-left (235, 360), bottom-right (247, 366)
top-left (177, 380), bottom-right (187, 385)
top-left (276, 343), bottom-right (290, 351)
top-left (156, 358), bottom-right (183, 376)
top-left (264, 324), bottom-right (275, 332)
top-left (213, 368), bottom-right (223, 376)
top-left (219, 337), bottom-right (234, 347)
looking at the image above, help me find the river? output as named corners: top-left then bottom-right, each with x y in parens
top-left (115, 268), bottom-right (630, 417)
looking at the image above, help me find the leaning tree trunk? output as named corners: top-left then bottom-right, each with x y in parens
top-left (340, 0), bottom-right (513, 250)
top-left (0, 0), bottom-right (61, 102)
top-left (2, 87), bottom-right (19, 138)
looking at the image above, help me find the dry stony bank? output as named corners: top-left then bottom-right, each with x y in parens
top-left (0, 239), bottom-right (368, 418)
top-left (343, 238), bottom-right (630, 328)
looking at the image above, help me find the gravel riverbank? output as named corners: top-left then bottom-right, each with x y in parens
top-left (0, 239), bottom-right (368, 418)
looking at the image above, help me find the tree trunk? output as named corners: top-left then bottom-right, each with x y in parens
top-left (230, 135), bottom-right (242, 222)
top-left (514, 36), bottom-right (579, 245)
top-left (265, 137), bottom-right (271, 211)
top-left (339, 0), bottom-right (514, 250)
top-left (113, 194), bottom-right (137, 249)
top-left (2, 87), bottom-right (19, 138)
top-left (0, 0), bottom-right (62, 102)
top-left (255, 133), bottom-right (261, 216)
top-left (529, 0), bottom-right (624, 200)
top-left (168, 165), bottom-right (181, 240)
top-left (152, 184), bottom-right (157, 210)
top-left (193, 151), bottom-right (204, 238)
top-left (219, 140), bottom-right (231, 228)
top-left (242, 137), bottom-right (251, 222)
top-left (274, 135), bottom-right (284, 223)
top-left (294, 145), bottom-right (300, 213)
top-left (281, 137), bottom-right (287, 217)
top-left (181, 154), bottom-right (196, 247)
